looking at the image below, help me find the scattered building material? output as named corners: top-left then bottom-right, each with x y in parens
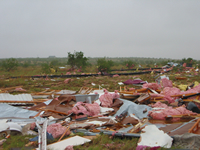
top-left (41, 136), bottom-right (91, 150)
top-left (188, 118), bottom-right (200, 134)
top-left (137, 125), bottom-right (173, 148)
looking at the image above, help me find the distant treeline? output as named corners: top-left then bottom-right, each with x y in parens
top-left (0, 56), bottom-right (186, 66)
top-left (0, 56), bottom-right (199, 69)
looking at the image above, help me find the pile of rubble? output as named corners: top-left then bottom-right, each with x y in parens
top-left (1, 74), bottom-right (200, 149)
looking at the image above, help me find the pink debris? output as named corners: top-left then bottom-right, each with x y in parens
top-left (136, 145), bottom-right (160, 150)
top-left (150, 93), bottom-right (175, 103)
top-left (129, 88), bottom-right (135, 91)
top-left (66, 72), bottom-right (71, 75)
top-left (163, 95), bottom-right (175, 103)
top-left (65, 145), bottom-right (74, 150)
top-left (68, 102), bottom-right (100, 116)
top-left (183, 84), bottom-right (200, 94)
top-left (149, 105), bottom-right (197, 121)
top-left (15, 87), bottom-right (26, 91)
top-left (99, 90), bottom-right (114, 107)
top-left (47, 123), bottom-right (70, 138)
top-left (154, 85), bottom-right (200, 102)
top-left (112, 90), bottom-right (120, 99)
top-left (30, 122), bottom-right (36, 130)
top-left (161, 78), bottom-right (173, 88)
top-left (143, 83), bottom-right (161, 90)
top-left (160, 87), bottom-right (180, 103)
top-left (150, 93), bottom-right (164, 98)
top-left (64, 78), bottom-right (72, 84)
top-left (161, 87), bottom-right (181, 97)
top-left (151, 101), bottom-right (168, 108)
top-left (81, 73), bottom-right (85, 75)
top-left (113, 74), bottom-right (119, 77)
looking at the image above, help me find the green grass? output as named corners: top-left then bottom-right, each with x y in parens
top-left (1, 70), bottom-right (199, 93)
top-left (2, 135), bottom-right (35, 150)
top-left (74, 134), bottom-right (139, 150)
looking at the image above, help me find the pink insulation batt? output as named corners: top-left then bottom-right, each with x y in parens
top-left (161, 85), bottom-right (200, 101)
top-left (149, 102), bottom-right (197, 121)
top-left (99, 90), bottom-right (120, 107)
top-left (68, 102), bottom-right (100, 116)
top-left (160, 87), bottom-right (181, 103)
top-left (112, 90), bottom-right (120, 99)
top-left (161, 87), bottom-right (181, 96)
top-left (150, 85), bottom-right (200, 103)
top-left (151, 101), bottom-right (168, 108)
top-left (161, 78), bottom-right (173, 88)
top-left (142, 83), bottom-right (161, 90)
top-left (180, 84), bottom-right (200, 98)
top-left (150, 93), bottom-right (175, 104)
top-left (47, 123), bottom-right (69, 138)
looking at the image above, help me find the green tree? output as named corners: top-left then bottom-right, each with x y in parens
top-left (182, 57), bottom-right (195, 67)
top-left (67, 51), bottom-right (88, 70)
top-left (1, 58), bottom-right (18, 71)
top-left (97, 58), bottom-right (114, 74)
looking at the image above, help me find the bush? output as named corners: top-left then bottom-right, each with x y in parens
top-left (1, 58), bottom-right (18, 71)
top-left (67, 51), bottom-right (88, 71)
top-left (97, 58), bottom-right (114, 74)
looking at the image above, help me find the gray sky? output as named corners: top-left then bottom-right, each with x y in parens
top-left (1, 0), bottom-right (200, 60)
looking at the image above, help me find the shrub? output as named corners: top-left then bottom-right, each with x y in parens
top-left (97, 58), bottom-right (114, 74)
top-left (67, 51), bottom-right (88, 71)
top-left (1, 58), bottom-right (18, 71)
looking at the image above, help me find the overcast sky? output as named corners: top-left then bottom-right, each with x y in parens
top-left (0, 0), bottom-right (200, 60)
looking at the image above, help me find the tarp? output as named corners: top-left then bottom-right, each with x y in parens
top-left (114, 99), bottom-right (152, 119)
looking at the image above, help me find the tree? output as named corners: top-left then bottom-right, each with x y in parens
top-left (97, 57), bottom-right (114, 74)
top-left (182, 57), bottom-right (195, 67)
top-left (1, 58), bottom-right (18, 71)
top-left (67, 51), bottom-right (88, 70)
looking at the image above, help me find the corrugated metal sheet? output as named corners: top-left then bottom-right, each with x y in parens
top-left (0, 103), bottom-right (37, 119)
top-left (0, 93), bottom-right (33, 101)
top-left (0, 93), bottom-right (33, 105)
